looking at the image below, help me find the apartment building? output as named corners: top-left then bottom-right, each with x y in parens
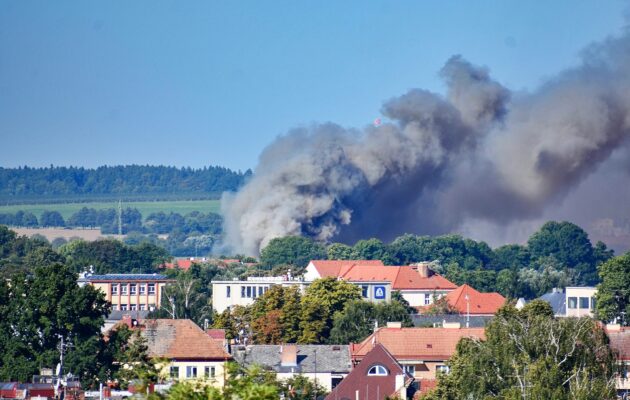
top-left (78, 273), bottom-right (173, 311)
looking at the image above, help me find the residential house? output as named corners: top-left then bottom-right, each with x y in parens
top-left (78, 273), bottom-right (173, 313)
top-left (231, 344), bottom-right (351, 392)
top-left (605, 324), bottom-right (630, 398)
top-left (350, 323), bottom-right (485, 394)
top-left (539, 287), bottom-right (597, 318)
top-left (326, 343), bottom-right (413, 400)
top-left (305, 260), bottom-right (457, 308)
top-left (416, 284), bottom-right (506, 320)
top-left (138, 319), bottom-right (232, 388)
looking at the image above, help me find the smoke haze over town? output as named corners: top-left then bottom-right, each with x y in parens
top-left (223, 29), bottom-right (630, 255)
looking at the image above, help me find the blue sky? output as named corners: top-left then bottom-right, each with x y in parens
top-left (0, 0), bottom-right (627, 172)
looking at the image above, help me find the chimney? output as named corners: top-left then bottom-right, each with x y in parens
top-left (411, 262), bottom-right (431, 278)
top-left (386, 322), bottom-right (402, 329)
top-left (443, 322), bottom-right (461, 329)
top-left (280, 344), bottom-right (298, 367)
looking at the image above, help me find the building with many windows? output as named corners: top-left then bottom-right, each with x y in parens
top-left (78, 273), bottom-right (173, 312)
top-left (211, 275), bottom-right (391, 313)
top-left (538, 286), bottom-right (597, 318)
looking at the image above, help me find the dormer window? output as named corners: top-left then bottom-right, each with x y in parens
top-left (367, 365), bottom-right (388, 376)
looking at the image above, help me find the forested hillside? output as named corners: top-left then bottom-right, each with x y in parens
top-left (0, 165), bottom-right (251, 202)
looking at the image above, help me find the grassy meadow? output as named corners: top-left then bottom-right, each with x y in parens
top-left (0, 199), bottom-right (221, 220)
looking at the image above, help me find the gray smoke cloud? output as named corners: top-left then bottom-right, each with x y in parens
top-left (222, 31), bottom-right (630, 255)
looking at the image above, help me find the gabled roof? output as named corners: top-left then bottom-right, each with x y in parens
top-left (392, 266), bottom-right (457, 290)
top-left (308, 260), bottom-right (384, 277)
top-left (326, 343), bottom-right (411, 400)
top-left (351, 327), bottom-right (485, 361)
top-left (309, 260), bottom-right (457, 291)
top-left (539, 290), bottom-right (566, 316)
top-left (230, 345), bottom-right (351, 373)
top-left (141, 319), bottom-right (231, 360)
top-left (443, 284), bottom-right (506, 315)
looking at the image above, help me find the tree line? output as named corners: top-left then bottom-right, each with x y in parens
top-left (259, 221), bottom-right (616, 299)
top-left (0, 164), bottom-right (251, 202)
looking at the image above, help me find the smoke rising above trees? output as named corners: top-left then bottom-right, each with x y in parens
top-left (222, 31), bottom-right (630, 255)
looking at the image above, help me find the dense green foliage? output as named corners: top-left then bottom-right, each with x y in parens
top-left (0, 165), bottom-right (250, 201)
top-left (260, 236), bottom-right (326, 269)
top-left (215, 278), bottom-right (414, 345)
top-left (423, 301), bottom-right (618, 400)
top-left (58, 238), bottom-right (170, 274)
top-left (0, 245), bottom-right (110, 384)
top-left (315, 222), bottom-right (614, 299)
top-left (596, 252), bottom-right (630, 325)
top-left (154, 363), bottom-right (327, 400)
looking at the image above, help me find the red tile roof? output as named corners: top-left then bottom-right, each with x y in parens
top-left (606, 327), bottom-right (630, 361)
top-left (442, 284), bottom-right (506, 315)
top-left (310, 260), bottom-right (457, 291)
top-left (351, 327), bottom-right (485, 362)
top-left (309, 260), bottom-right (384, 278)
top-left (141, 319), bottom-right (231, 360)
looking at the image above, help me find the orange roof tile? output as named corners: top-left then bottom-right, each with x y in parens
top-left (444, 284), bottom-right (506, 315)
top-left (392, 266), bottom-right (458, 290)
top-left (352, 327), bottom-right (485, 361)
top-left (309, 260), bottom-right (384, 277)
top-left (141, 319), bottom-right (231, 360)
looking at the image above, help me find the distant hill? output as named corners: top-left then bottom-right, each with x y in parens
top-left (0, 165), bottom-right (251, 203)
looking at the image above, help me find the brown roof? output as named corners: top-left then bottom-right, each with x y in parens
top-left (141, 319), bottom-right (231, 360)
top-left (351, 327), bottom-right (485, 361)
top-left (326, 343), bottom-right (410, 400)
top-left (442, 284), bottom-right (506, 315)
top-left (606, 327), bottom-right (630, 361)
top-left (392, 266), bottom-right (458, 290)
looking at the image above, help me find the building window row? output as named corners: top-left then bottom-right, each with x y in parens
top-left (111, 303), bottom-right (152, 311)
top-left (240, 285), bottom-right (268, 298)
top-left (170, 366), bottom-right (216, 379)
top-left (567, 296), bottom-right (596, 310)
top-left (111, 283), bottom-right (156, 296)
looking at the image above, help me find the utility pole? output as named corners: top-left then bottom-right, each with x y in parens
top-left (118, 199), bottom-right (123, 236)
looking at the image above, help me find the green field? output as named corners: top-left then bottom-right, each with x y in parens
top-left (0, 199), bottom-right (221, 220)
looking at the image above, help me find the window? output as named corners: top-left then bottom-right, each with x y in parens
top-left (361, 286), bottom-right (368, 298)
top-left (121, 284), bottom-right (128, 295)
top-left (241, 286), bottom-right (246, 298)
top-left (170, 366), bottom-right (179, 378)
top-left (404, 365), bottom-right (415, 375)
top-left (367, 365), bottom-right (388, 376)
top-left (148, 284), bottom-right (156, 294)
top-left (252, 286), bottom-right (257, 298)
top-left (568, 297), bottom-right (577, 309)
top-left (139, 284), bottom-right (146, 295)
top-left (130, 284), bottom-right (137, 295)
top-left (120, 304), bottom-right (128, 311)
top-left (246, 286), bottom-right (252, 298)
top-left (258, 286), bottom-right (264, 296)
top-left (111, 304), bottom-right (118, 311)
top-left (226, 286), bottom-right (231, 298)
top-left (139, 304), bottom-right (146, 311)
top-left (186, 366), bottom-right (197, 378)
top-left (424, 294), bottom-right (431, 305)
top-left (579, 297), bottom-right (589, 309)
top-left (111, 284), bottom-right (119, 295)
top-left (436, 365), bottom-right (450, 374)
top-left (130, 304), bottom-right (137, 311)
top-left (205, 366), bottom-right (216, 378)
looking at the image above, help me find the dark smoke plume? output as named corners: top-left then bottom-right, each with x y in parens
top-left (222, 32), bottom-right (630, 255)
